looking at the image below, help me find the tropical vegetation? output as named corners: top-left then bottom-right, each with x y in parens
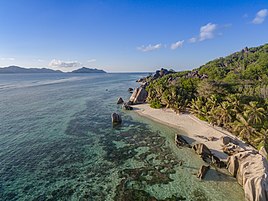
top-left (146, 44), bottom-right (268, 151)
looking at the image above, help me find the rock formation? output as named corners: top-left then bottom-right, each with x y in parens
top-left (117, 97), bottom-right (124, 104)
top-left (175, 134), bottom-right (191, 148)
top-left (227, 150), bottom-right (268, 201)
top-left (111, 113), bottom-right (122, 125)
top-left (128, 86), bottom-right (148, 105)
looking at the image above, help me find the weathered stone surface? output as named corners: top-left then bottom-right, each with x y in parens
top-left (192, 143), bottom-right (212, 157)
top-left (111, 113), bottom-right (122, 124)
top-left (122, 103), bottom-right (133, 110)
top-left (117, 97), bottom-right (124, 104)
top-left (129, 87), bottom-right (148, 104)
top-left (259, 146), bottom-right (268, 159)
top-left (197, 165), bottom-right (210, 179)
top-left (175, 134), bottom-right (191, 148)
top-left (222, 143), bottom-right (245, 156)
top-left (227, 150), bottom-right (268, 201)
top-left (210, 155), bottom-right (226, 168)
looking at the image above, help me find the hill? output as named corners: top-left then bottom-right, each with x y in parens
top-left (71, 67), bottom-right (106, 73)
top-left (0, 66), bottom-right (62, 73)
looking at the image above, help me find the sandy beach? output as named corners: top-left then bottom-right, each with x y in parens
top-left (133, 104), bottom-right (254, 160)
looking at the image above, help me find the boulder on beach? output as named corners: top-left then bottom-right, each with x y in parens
top-left (117, 97), bottom-right (124, 104)
top-left (175, 134), bottom-right (191, 148)
top-left (227, 150), bottom-right (268, 201)
top-left (197, 165), bottom-right (210, 179)
top-left (128, 86), bottom-right (148, 105)
top-left (192, 143), bottom-right (212, 157)
top-left (122, 103), bottom-right (133, 110)
top-left (111, 113), bottom-right (122, 124)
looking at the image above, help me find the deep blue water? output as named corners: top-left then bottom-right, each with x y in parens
top-left (0, 73), bottom-right (244, 201)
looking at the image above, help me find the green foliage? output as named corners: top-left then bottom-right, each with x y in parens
top-left (150, 99), bottom-right (162, 109)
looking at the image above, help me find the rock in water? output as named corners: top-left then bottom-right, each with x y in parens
top-left (197, 165), bottom-right (210, 179)
top-left (128, 88), bottom-right (133, 93)
top-left (111, 113), bottom-right (122, 124)
top-left (227, 150), bottom-right (268, 201)
top-left (175, 134), bottom-right (191, 148)
top-left (122, 103), bottom-right (133, 110)
top-left (128, 87), bottom-right (148, 105)
top-left (117, 97), bottom-right (124, 104)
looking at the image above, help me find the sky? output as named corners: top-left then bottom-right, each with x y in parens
top-left (0, 0), bottom-right (267, 72)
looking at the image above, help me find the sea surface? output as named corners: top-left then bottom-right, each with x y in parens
top-left (0, 73), bottom-right (245, 201)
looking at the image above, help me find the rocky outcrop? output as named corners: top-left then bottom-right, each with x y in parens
top-left (227, 150), bottom-right (268, 201)
top-left (197, 165), bottom-right (210, 179)
top-left (222, 143), bottom-right (245, 156)
top-left (122, 103), bottom-right (133, 110)
top-left (117, 97), bottom-right (124, 104)
top-left (175, 134), bottom-right (191, 148)
top-left (128, 87), bottom-right (148, 105)
top-left (111, 113), bottom-right (122, 125)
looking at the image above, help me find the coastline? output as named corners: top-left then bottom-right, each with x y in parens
top-left (132, 103), bottom-right (255, 160)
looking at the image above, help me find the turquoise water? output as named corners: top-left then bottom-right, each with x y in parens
top-left (0, 73), bottom-right (244, 201)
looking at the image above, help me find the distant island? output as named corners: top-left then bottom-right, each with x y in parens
top-left (71, 67), bottom-right (106, 73)
top-left (0, 66), bottom-right (106, 74)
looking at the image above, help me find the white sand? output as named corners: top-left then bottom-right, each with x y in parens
top-left (133, 104), bottom-right (254, 160)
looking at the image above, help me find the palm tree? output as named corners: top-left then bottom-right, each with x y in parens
top-left (254, 128), bottom-right (268, 149)
top-left (214, 101), bottom-right (233, 127)
top-left (232, 113), bottom-right (256, 142)
top-left (244, 101), bottom-right (266, 125)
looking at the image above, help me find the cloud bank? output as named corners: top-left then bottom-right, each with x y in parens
top-left (252, 9), bottom-right (268, 24)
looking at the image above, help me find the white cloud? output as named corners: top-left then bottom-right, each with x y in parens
top-left (170, 40), bottom-right (184, 50)
top-left (252, 9), bottom-right (268, 24)
top-left (137, 44), bottom-right (162, 52)
top-left (0, 57), bottom-right (15, 61)
top-left (87, 59), bottom-right (96, 63)
top-left (49, 59), bottom-right (82, 68)
top-left (199, 23), bottom-right (217, 41)
top-left (188, 37), bottom-right (197, 43)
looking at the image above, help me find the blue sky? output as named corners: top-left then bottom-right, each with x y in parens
top-left (0, 0), bottom-right (267, 72)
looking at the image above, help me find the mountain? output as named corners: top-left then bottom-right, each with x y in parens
top-left (71, 67), bottom-right (106, 73)
top-left (0, 66), bottom-right (62, 73)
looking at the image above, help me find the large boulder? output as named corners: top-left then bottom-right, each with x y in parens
top-left (128, 87), bottom-right (148, 105)
top-left (197, 165), bottom-right (210, 179)
top-left (227, 150), bottom-right (268, 201)
top-left (111, 113), bottom-right (122, 125)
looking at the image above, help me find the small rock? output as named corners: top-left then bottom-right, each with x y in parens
top-left (111, 113), bottom-right (122, 124)
top-left (122, 103), bottom-right (133, 110)
top-left (197, 165), bottom-right (210, 179)
top-left (128, 88), bottom-right (133, 92)
top-left (221, 136), bottom-right (238, 145)
top-left (117, 97), bottom-right (124, 104)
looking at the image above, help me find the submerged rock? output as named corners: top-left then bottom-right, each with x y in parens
top-left (111, 113), bottom-right (122, 124)
top-left (227, 150), bottom-right (268, 201)
top-left (197, 165), bottom-right (210, 179)
top-left (128, 88), bottom-right (133, 93)
top-left (117, 97), bottom-right (124, 104)
top-left (128, 87), bottom-right (148, 105)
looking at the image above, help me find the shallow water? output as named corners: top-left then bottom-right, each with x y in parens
top-left (0, 73), bottom-right (244, 201)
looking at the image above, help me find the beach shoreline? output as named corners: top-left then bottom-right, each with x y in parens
top-left (132, 103), bottom-right (255, 160)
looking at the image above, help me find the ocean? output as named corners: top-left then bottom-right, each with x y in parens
top-left (0, 73), bottom-right (244, 201)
